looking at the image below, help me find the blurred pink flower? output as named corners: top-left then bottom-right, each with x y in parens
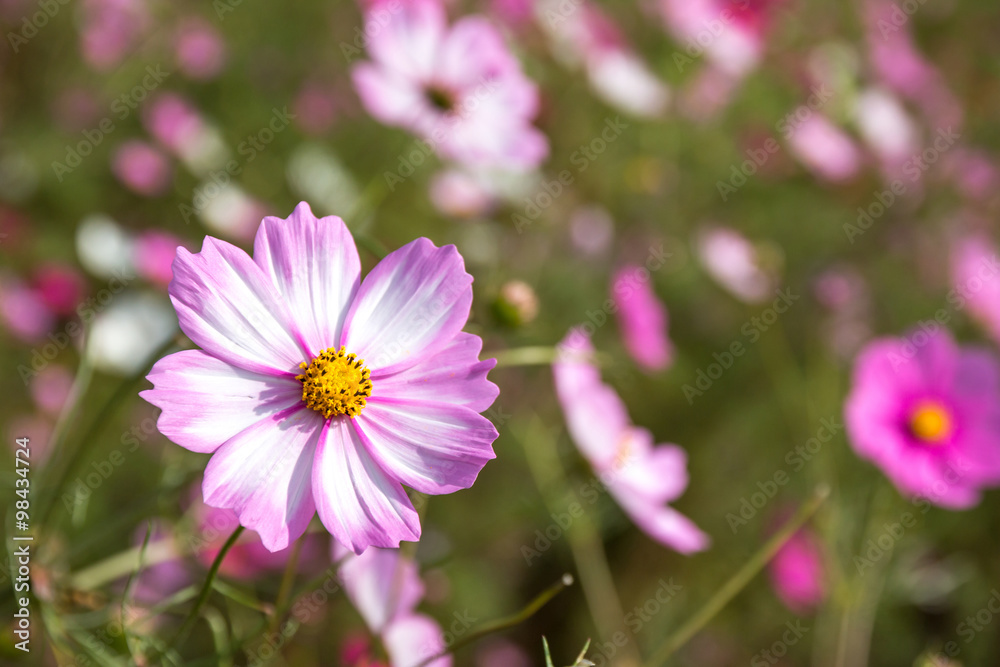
top-left (194, 497), bottom-right (327, 580)
top-left (34, 263), bottom-right (87, 317)
top-left (544, 0), bottom-right (669, 117)
top-left (174, 17), bottom-right (227, 80)
top-left (553, 329), bottom-right (709, 553)
top-left (786, 114), bottom-right (861, 182)
top-left (612, 266), bottom-right (673, 372)
top-left (844, 328), bottom-right (1000, 508)
top-left (813, 265), bottom-right (871, 359)
top-left (943, 149), bottom-right (1000, 202)
top-left (141, 202), bottom-right (499, 553)
top-left (658, 0), bottom-right (780, 78)
top-left (852, 88), bottom-right (920, 182)
top-left (863, 0), bottom-right (962, 129)
top-left (696, 226), bottom-right (776, 303)
top-left (293, 81), bottom-right (341, 135)
top-left (132, 230), bottom-right (186, 287)
top-left (569, 206), bottom-right (614, 257)
top-left (352, 0), bottom-right (548, 169)
top-left (767, 522), bottom-right (826, 613)
top-left (950, 234), bottom-right (1000, 345)
top-left (30, 365), bottom-right (74, 416)
top-left (0, 275), bottom-right (54, 342)
top-left (489, 0), bottom-right (533, 28)
top-left (143, 93), bottom-right (209, 158)
top-left (112, 140), bottom-right (173, 197)
top-left (337, 545), bottom-right (452, 667)
top-left (80, 0), bottom-right (150, 71)
top-left (429, 169), bottom-right (496, 219)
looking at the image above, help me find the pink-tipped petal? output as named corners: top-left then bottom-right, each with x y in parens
top-left (611, 486), bottom-right (711, 554)
top-left (341, 238), bottom-right (473, 376)
top-left (170, 237), bottom-right (307, 376)
top-left (355, 399), bottom-right (497, 495)
top-left (365, 0), bottom-right (445, 80)
top-left (313, 418), bottom-right (420, 554)
top-left (371, 333), bottom-right (498, 412)
top-left (254, 202), bottom-right (361, 355)
top-left (383, 614), bottom-right (453, 667)
top-left (203, 407), bottom-right (322, 552)
top-left (140, 350), bottom-right (303, 453)
top-left (339, 548), bottom-right (424, 633)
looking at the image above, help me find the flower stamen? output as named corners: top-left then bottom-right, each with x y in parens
top-left (297, 346), bottom-right (373, 419)
top-left (909, 401), bottom-right (953, 445)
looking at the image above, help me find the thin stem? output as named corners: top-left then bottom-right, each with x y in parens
top-left (37, 332), bottom-right (182, 528)
top-left (643, 485), bottom-right (831, 667)
top-left (517, 416), bottom-right (636, 661)
top-left (269, 537), bottom-right (305, 633)
top-left (492, 346), bottom-right (560, 368)
top-left (414, 574), bottom-right (574, 667)
top-left (165, 526), bottom-right (244, 657)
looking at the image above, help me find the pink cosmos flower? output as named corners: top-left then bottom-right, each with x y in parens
top-left (192, 494), bottom-right (326, 580)
top-left (352, 0), bottom-right (547, 169)
top-left (543, 0), bottom-right (669, 118)
top-left (174, 17), bottom-right (227, 80)
top-left (863, 0), bottom-right (962, 130)
top-left (786, 114), bottom-right (862, 183)
top-left (34, 263), bottom-right (87, 317)
top-left (132, 230), bottom-right (188, 287)
top-left (767, 520), bottom-right (826, 613)
top-left (611, 266), bottom-right (673, 372)
top-left (429, 169), bottom-right (496, 219)
top-left (0, 273), bottom-right (55, 342)
top-left (111, 140), bottom-right (173, 197)
top-left (695, 226), bottom-right (776, 303)
top-left (844, 329), bottom-right (1000, 509)
top-left (337, 545), bottom-right (451, 667)
top-left (950, 234), bottom-right (1000, 345)
top-left (30, 365), bottom-right (75, 416)
top-left (141, 202), bottom-right (499, 553)
top-left (553, 329), bottom-right (709, 553)
top-left (80, 0), bottom-right (150, 71)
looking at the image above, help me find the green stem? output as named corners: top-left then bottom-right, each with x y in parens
top-left (643, 485), bottom-right (831, 667)
top-left (164, 526), bottom-right (244, 657)
top-left (492, 346), bottom-right (560, 368)
top-left (36, 332), bottom-right (182, 528)
top-left (414, 574), bottom-right (574, 667)
top-left (518, 416), bottom-right (635, 660)
top-left (269, 537), bottom-right (305, 633)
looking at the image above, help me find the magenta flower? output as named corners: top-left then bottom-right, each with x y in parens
top-left (352, 0), bottom-right (547, 169)
top-left (612, 266), bottom-right (673, 372)
top-left (141, 202), bottom-right (499, 553)
top-left (845, 329), bottom-right (1000, 508)
top-left (553, 329), bottom-right (708, 553)
top-left (337, 545), bottom-right (451, 667)
top-left (132, 230), bottom-right (189, 287)
top-left (767, 521), bottom-right (826, 614)
top-left (173, 17), bottom-right (227, 80)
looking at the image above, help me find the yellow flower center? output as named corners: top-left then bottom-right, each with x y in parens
top-left (909, 401), bottom-right (953, 445)
top-left (296, 346), bottom-right (373, 419)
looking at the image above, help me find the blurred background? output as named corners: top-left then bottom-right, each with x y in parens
top-left (2, 0), bottom-right (1000, 665)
